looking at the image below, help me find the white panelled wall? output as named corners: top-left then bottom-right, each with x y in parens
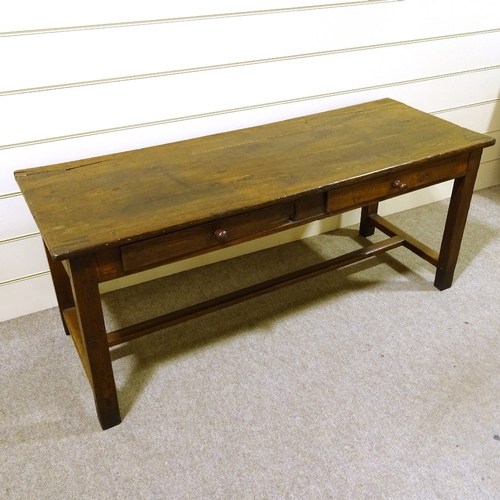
top-left (1, 0), bottom-right (500, 321)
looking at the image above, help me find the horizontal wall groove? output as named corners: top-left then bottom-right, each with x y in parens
top-left (0, 1), bottom-right (401, 37)
top-left (2, 27), bottom-right (499, 97)
top-left (433, 98), bottom-right (500, 115)
top-left (0, 232), bottom-right (40, 246)
top-left (0, 191), bottom-right (22, 199)
top-left (480, 157), bottom-right (500, 164)
top-left (0, 270), bottom-right (50, 288)
top-left (2, 64), bottom-right (500, 151)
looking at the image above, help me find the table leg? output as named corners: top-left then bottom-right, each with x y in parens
top-left (44, 242), bottom-right (74, 335)
top-left (68, 254), bottom-right (121, 430)
top-left (360, 203), bottom-right (379, 237)
top-left (434, 149), bottom-right (483, 291)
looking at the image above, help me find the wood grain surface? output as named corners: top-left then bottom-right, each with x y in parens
top-left (14, 99), bottom-right (495, 260)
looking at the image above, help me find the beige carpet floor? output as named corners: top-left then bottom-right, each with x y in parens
top-left (1, 185), bottom-right (500, 499)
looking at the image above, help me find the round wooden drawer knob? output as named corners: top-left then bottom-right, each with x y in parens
top-left (392, 179), bottom-right (408, 191)
top-left (213, 229), bottom-right (229, 242)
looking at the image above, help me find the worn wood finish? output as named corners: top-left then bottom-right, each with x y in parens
top-left (121, 203), bottom-right (292, 272)
top-left (67, 255), bottom-right (121, 429)
top-left (14, 99), bottom-right (495, 429)
top-left (15, 99), bottom-right (494, 261)
top-left (434, 149), bottom-right (484, 290)
top-left (43, 241), bottom-right (74, 335)
top-left (326, 153), bottom-right (470, 215)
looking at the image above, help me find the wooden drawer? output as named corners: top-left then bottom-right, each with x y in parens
top-left (326, 153), bottom-right (469, 214)
top-left (121, 203), bottom-right (292, 271)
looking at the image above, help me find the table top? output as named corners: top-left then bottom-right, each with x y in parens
top-left (15, 98), bottom-right (495, 260)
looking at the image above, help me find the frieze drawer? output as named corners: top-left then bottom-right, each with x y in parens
top-left (327, 153), bottom-right (469, 214)
top-left (121, 203), bottom-right (292, 271)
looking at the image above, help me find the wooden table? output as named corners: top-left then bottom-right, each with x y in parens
top-left (15, 99), bottom-right (495, 429)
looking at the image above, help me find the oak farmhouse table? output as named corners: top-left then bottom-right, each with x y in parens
top-left (15, 99), bottom-right (496, 429)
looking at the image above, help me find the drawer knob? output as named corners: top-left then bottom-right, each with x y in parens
top-left (392, 179), bottom-right (408, 191)
top-left (213, 229), bottom-right (229, 243)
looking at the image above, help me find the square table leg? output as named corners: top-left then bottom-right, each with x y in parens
top-left (434, 149), bottom-right (483, 291)
top-left (44, 242), bottom-right (74, 335)
top-left (67, 254), bottom-right (121, 430)
top-left (359, 203), bottom-right (379, 237)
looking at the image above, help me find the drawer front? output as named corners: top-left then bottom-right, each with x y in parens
top-left (326, 153), bottom-right (468, 214)
top-left (121, 203), bottom-right (292, 271)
